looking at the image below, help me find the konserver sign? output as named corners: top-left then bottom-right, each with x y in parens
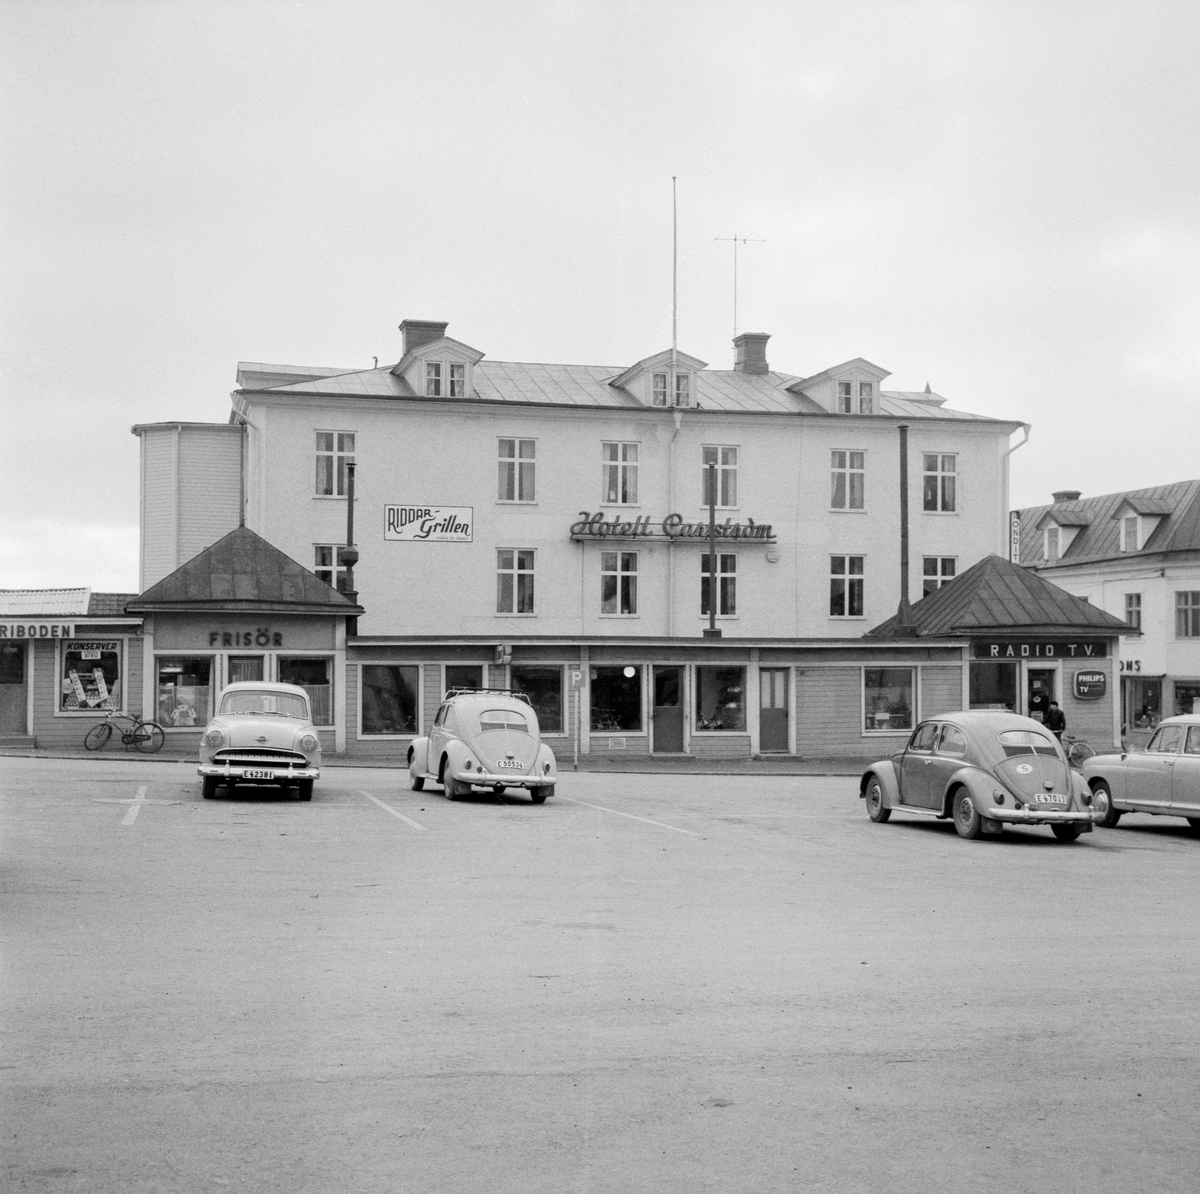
top-left (384, 505), bottom-right (473, 542)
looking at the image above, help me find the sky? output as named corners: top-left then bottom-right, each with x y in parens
top-left (2, 0), bottom-right (1198, 592)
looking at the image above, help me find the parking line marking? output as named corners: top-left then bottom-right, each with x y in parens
top-left (557, 796), bottom-right (704, 837)
top-left (122, 785), bottom-right (148, 826)
top-left (361, 791), bottom-right (428, 831)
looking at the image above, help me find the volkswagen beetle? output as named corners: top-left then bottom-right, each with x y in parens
top-left (859, 710), bottom-right (1098, 841)
top-left (408, 688), bottom-right (557, 804)
top-left (198, 681), bottom-right (321, 800)
top-left (1082, 714), bottom-right (1200, 832)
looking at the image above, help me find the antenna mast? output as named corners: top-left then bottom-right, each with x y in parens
top-left (714, 231), bottom-right (766, 342)
top-left (671, 176), bottom-right (678, 405)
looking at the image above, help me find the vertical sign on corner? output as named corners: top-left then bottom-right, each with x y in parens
top-left (1009, 511), bottom-right (1021, 563)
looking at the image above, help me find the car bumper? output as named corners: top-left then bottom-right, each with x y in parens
top-left (988, 806), bottom-right (1096, 825)
top-left (198, 764), bottom-right (319, 782)
top-left (453, 769), bottom-right (557, 788)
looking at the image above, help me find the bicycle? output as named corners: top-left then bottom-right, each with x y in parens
top-left (1062, 733), bottom-right (1095, 767)
top-left (83, 709), bottom-right (166, 753)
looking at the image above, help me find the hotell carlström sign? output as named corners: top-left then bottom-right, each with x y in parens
top-left (569, 512), bottom-right (776, 541)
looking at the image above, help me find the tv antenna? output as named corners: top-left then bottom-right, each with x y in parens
top-left (714, 231), bottom-right (767, 341)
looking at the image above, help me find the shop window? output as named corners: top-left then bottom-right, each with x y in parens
top-left (602, 442), bottom-right (639, 505)
top-left (922, 556), bottom-right (956, 595)
top-left (0, 644), bottom-right (25, 685)
top-left (830, 450), bottom-right (865, 510)
top-left (702, 446), bottom-right (738, 507)
top-left (511, 665), bottom-right (564, 734)
top-left (279, 657), bottom-right (333, 725)
top-left (497, 549), bottom-right (535, 614)
top-left (60, 641), bottom-right (121, 712)
top-left (315, 431), bottom-right (355, 497)
top-left (445, 664), bottom-right (483, 694)
top-left (695, 666), bottom-right (746, 731)
top-left (590, 666), bottom-right (642, 732)
top-left (361, 664), bottom-right (419, 734)
top-left (1174, 682), bottom-right (1200, 717)
top-left (1125, 593), bottom-right (1142, 632)
top-left (229, 656), bottom-right (263, 683)
top-left (701, 554), bottom-right (737, 616)
top-left (970, 660), bottom-right (1017, 711)
top-left (314, 545), bottom-right (350, 592)
top-left (1176, 591), bottom-right (1200, 637)
top-left (156, 657), bottom-right (213, 727)
top-left (864, 668), bottom-right (914, 732)
top-left (922, 454), bottom-right (957, 512)
top-left (601, 551), bottom-right (638, 615)
top-left (1125, 676), bottom-right (1160, 729)
top-left (830, 555), bottom-right (864, 617)
top-left (498, 438), bottom-right (536, 502)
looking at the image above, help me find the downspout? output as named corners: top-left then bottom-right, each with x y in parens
top-left (666, 408), bottom-right (683, 636)
top-left (895, 424), bottom-right (916, 634)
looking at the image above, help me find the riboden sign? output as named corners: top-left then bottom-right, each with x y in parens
top-left (384, 506), bottom-right (473, 542)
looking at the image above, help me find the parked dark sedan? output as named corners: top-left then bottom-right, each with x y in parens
top-left (1082, 714), bottom-right (1200, 832)
top-left (860, 710), bottom-right (1098, 841)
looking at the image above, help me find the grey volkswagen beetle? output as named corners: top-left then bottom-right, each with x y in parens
top-left (860, 710), bottom-right (1098, 841)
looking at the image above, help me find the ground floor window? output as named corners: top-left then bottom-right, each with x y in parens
top-left (1174, 681), bottom-right (1200, 716)
top-left (591, 666), bottom-right (642, 732)
top-left (60, 640), bottom-right (122, 711)
top-left (361, 664), bottom-right (419, 734)
top-left (969, 660), bottom-right (1017, 710)
top-left (695, 666), bottom-right (746, 731)
top-left (1124, 677), bottom-right (1161, 729)
top-left (512, 665), bottom-right (564, 733)
top-left (864, 667), bottom-right (914, 732)
top-left (156, 656), bottom-right (213, 726)
top-left (279, 657), bottom-right (333, 725)
top-left (446, 664), bottom-right (484, 694)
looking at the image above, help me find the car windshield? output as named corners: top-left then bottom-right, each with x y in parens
top-left (219, 691), bottom-right (309, 719)
top-left (478, 709), bottom-right (529, 733)
top-left (997, 729), bottom-right (1058, 757)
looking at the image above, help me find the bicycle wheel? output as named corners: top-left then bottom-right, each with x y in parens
top-left (1068, 741), bottom-right (1094, 766)
top-left (84, 722), bottom-right (113, 751)
top-left (133, 721), bottom-right (166, 753)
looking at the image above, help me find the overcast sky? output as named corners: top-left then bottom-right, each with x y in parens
top-left (2, 0), bottom-right (1197, 592)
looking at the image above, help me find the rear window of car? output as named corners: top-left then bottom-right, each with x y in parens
top-left (997, 729), bottom-right (1058, 757)
top-left (478, 709), bottom-right (529, 733)
top-left (219, 691), bottom-right (309, 719)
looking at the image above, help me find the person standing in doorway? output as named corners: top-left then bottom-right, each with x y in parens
top-left (1045, 700), bottom-right (1066, 741)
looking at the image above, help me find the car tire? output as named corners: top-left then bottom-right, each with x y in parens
top-left (411, 773), bottom-right (425, 791)
top-left (952, 790), bottom-right (984, 840)
top-left (865, 777), bottom-right (891, 823)
top-left (296, 779), bottom-right (313, 801)
top-left (202, 775), bottom-right (219, 800)
top-left (444, 770), bottom-right (461, 800)
top-left (530, 787), bottom-right (548, 805)
top-left (1091, 781), bottom-right (1121, 828)
top-left (1052, 823), bottom-right (1083, 842)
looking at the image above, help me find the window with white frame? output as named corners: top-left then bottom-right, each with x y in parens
top-left (314, 545), bottom-right (349, 592)
top-left (922, 556), bottom-right (956, 595)
top-left (1176, 591), bottom-right (1200, 637)
top-left (701, 553), bottom-right (737, 616)
top-left (315, 431), bottom-right (355, 497)
top-left (601, 551), bottom-right (638, 615)
top-left (498, 438), bottom-right (536, 502)
top-left (864, 668), bottom-right (914, 732)
top-left (830, 450), bottom-right (865, 510)
top-left (858, 382), bottom-right (874, 414)
top-left (1044, 526), bottom-right (1061, 561)
top-left (651, 372), bottom-right (691, 406)
top-left (60, 640), bottom-right (123, 711)
top-left (425, 361), bottom-right (466, 397)
top-left (156, 656), bottom-right (212, 726)
top-left (838, 381), bottom-right (853, 413)
top-left (279, 657), bottom-right (333, 725)
top-left (837, 381), bottom-right (873, 414)
top-left (922, 453), bottom-right (957, 512)
top-left (701, 446), bottom-right (738, 507)
top-left (830, 555), bottom-right (865, 617)
top-left (602, 442), bottom-right (639, 505)
top-left (1125, 592), bottom-right (1142, 632)
top-left (1121, 514), bottom-right (1140, 552)
top-left (496, 549), bottom-right (535, 614)
top-left (361, 664), bottom-right (419, 734)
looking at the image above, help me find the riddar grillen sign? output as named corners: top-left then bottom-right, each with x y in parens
top-left (570, 512), bottom-right (775, 541)
top-left (384, 506), bottom-right (473, 542)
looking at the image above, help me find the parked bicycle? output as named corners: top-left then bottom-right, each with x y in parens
top-left (1062, 733), bottom-right (1095, 767)
top-left (83, 710), bottom-right (166, 753)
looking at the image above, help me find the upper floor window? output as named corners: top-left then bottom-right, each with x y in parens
top-left (1045, 526), bottom-right (1061, 561)
top-left (1125, 592), bottom-right (1142, 632)
top-left (496, 549), bottom-right (535, 614)
top-left (315, 431), bottom-right (355, 497)
top-left (653, 372), bottom-right (691, 406)
top-left (1121, 514), bottom-right (1140, 552)
top-left (923, 453), bottom-right (957, 512)
top-left (498, 438), bottom-right (536, 502)
top-left (601, 551), bottom-right (638, 616)
top-left (831, 450), bottom-right (865, 510)
top-left (922, 556), bottom-right (956, 595)
top-left (1176, 591), bottom-right (1200, 638)
top-left (702, 446), bottom-right (738, 507)
top-left (701, 553), bottom-right (737, 616)
top-left (314, 545), bottom-right (349, 592)
top-left (830, 554), bottom-right (865, 617)
top-left (859, 382), bottom-right (874, 414)
top-left (838, 381), bottom-right (853, 413)
top-left (424, 361), bottom-right (466, 397)
top-left (602, 442), bottom-right (639, 505)
top-left (837, 380), bottom-right (873, 414)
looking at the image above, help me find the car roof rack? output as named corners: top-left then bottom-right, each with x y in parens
top-left (443, 687), bottom-right (532, 705)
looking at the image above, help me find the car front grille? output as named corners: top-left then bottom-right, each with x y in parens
top-left (214, 748), bottom-right (308, 765)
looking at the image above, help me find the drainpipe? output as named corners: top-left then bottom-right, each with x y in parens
top-left (339, 462), bottom-right (360, 638)
top-left (895, 425), bottom-right (916, 635)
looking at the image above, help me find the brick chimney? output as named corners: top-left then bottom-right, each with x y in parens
top-left (733, 332), bottom-right (770, 375)
top-left (399, 319), bottom-right (448, 355)
top-left (1052, 489), bottom-right (1082, 503)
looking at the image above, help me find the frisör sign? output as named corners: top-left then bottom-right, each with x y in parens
top-left (384, 506), bottom-right (473, 542)
top-left (1074, 671), bottom-right (1107, 700)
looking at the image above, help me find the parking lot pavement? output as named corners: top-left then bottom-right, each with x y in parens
top-left (4, 755), bottom-right (1200, 1194)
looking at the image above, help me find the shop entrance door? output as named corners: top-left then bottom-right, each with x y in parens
top-left (652, 667), bottom-right (684, 753)
top-left (1027, 668), bottom-right (1055, 723)
top-left (759, 668), bottom-right (790, 753)
top-left (0, 643), bottom-right (27, 734)
top-left (229, 656), bottom-right (264, 684)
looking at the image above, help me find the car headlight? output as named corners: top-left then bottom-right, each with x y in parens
top-left (204, 728), bottom-right (225, 748)
top-left (298, 733), bottom-right (319, 752)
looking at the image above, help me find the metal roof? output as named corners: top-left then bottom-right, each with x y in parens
top-left (0, 589), bottom-right (91, 617)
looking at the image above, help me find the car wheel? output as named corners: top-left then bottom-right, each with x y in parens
top-left (530, 787), bottom-right (548, 805)
top-left (202, 775), bottom-right (218, 800)
top-left (952, 790), bottom-right (983, 839)
top-left (865, 777), bottom-right (891, 823)
top-left (411, 773), bottom-right (425, 791)
top-left (296, 779), bottom-right (313, 801)
top-left (444, 770), bottom-right (461, 800)
top-left (1091, 781), bottom-right (1121, 828)
top-left (1052, 823), bottom-right (1083, 842)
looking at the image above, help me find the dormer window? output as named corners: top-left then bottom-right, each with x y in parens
top-left (1045, 526), bottom-right (1061, 561)
top-left (424, 361), bottom-right (466, 398)
top-left (651, 371), bottom-right (690, 406)
top-left (859, 382), bottom-right (873, 414)
top-left (837, 379), bottom-right (874, 414)
top-left (1121, 514), bottom-right (1139, 552)
top-left (425, 363), bottom-right (441, 396)
top-left (838, 381), bottom-right (852, 412)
